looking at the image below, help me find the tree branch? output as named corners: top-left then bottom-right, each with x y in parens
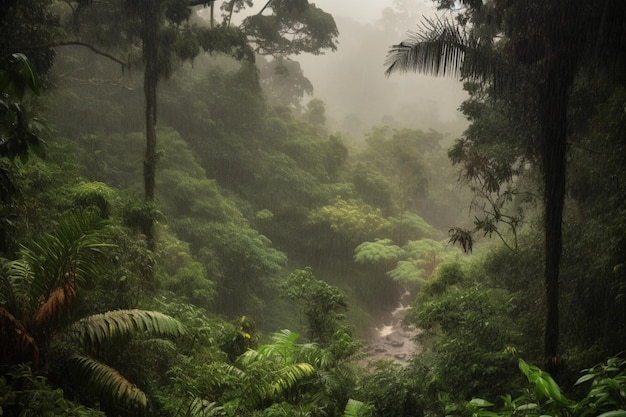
top-left (52, 42), bottom-right (128, 69)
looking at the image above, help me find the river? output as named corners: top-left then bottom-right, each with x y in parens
top-left (361, 290), bottom-right (422, 364)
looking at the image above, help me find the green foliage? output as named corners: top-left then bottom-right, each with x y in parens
top-left (0, 0), bottom-right (60, 74)
top-left (225, 330), bottom-right (319, 411)
top-left (421, 261), bottom-right (465, 296)
top-left (354, 127), bottom-right (428, 217)
top-left (64, 309), bottom-right (186, 350)
top-left (354, 239), bottom-right (404, 265)
top-left (67, 354), bottom-right (150, 411)
top-left (0, 364), bottom-right (105, 417)
top-left (410, 268), bottom-right (522, 403)
top-left (574, 356), bottom-right (626, 416)
top-left (53, 309), bottom-right (186, 414)
top-left (158, 231), bottom-right (215, 308)
top-left (224, 327), bottom-right (357, 417)
top-left (350, 162), bottom-right (394, 214)
top-left (388, 213), bottom-right (434, 245)
top-left (241, 1), bottom-right (339, 56)
top-left (71, 182), bottom-right (116, 218)
top-left (446, 356), bottom-right (626, 417)
top-left (344, 399), bottom-right (373, 417)
top-left (122, 199), bottom-right (160, 236)
top-left (0, 210), bottom-right (112, 368)
top-left (387, 239), bottom-right (452, 284)
top-left (358, 361), bottom-right (422, 417)
top-left (257, 57), bottom-right (313, 111)
top-left (280, 267), bottom-right (348, 346)
top-left (307, 198), bottom-right (391, 250)
top-left (0, 53), bottom-right (47, 212)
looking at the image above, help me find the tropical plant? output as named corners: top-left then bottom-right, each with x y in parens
top-left (222, 330), bottom-right (319, 412)
top-left (448, 356), bottom-right (626, 417)
top-left (0, 210), bottom-right (110, 368)
top-left (50, 309), bottom-right (186, 414)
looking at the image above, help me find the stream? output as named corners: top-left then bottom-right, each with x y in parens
top-left (361, 291), bottom-right (422, 364)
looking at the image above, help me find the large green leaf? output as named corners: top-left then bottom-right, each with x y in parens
top-left (68, 354), bottom-right (148, 410)
top-left (343, 399), bottom-right (368, 417)
top-left (518, 358), bottom-right (569, 405)
top-left (66, 309), bottom-right (186, 350)
top-left (385, 16), bottom-right (508, 86)
top-left (20, 210), bottom-right (111, 303)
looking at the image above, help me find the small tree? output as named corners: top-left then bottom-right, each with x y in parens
top-left (280, 267), bottom-right (348, 346)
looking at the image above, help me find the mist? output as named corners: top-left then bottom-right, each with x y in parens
top-left (297, 1), bottom-right (468, 138)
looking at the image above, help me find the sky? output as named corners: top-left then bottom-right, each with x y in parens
top-left (295, 0), bottom-right (469, 139)
top-left (311, 0), bottom-right (436, 23)
top-left (310, 0), bottom-right (396, 23)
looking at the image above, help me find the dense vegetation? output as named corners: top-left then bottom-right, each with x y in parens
top-left (1, 1), bottom-right (625, 416)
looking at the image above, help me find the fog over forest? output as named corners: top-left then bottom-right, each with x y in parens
top-left (298, 13), bottom-right (469, 137)
top-left (1, 1), bottom-right (626, 417)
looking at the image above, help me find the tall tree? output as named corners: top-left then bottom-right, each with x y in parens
top-left (385, 0), bottom-right (626, 373)
top-left (68, 0), bottom-right (337, 245)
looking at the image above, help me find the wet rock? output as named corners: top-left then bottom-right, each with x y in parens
top-left (390, 340), bottom-right (404, 348)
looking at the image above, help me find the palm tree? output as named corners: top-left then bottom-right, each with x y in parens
top-left (0, 210), bottom-right (186, 413)
top-left (385, 0), bottom-right (626, 374)
top-left (225, 330), bottom-right (319, 410)
top-left (0, 211), bottom-right (110, 368)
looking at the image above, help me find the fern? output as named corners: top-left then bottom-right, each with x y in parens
top-left (68, 354), bottom-right (148, 409)
top-left (186, 398), bottom-right (224, 417)
top-left (343, 399), bottom-right (369, 417)
top-left (66, 309), bottom-right (186, 350)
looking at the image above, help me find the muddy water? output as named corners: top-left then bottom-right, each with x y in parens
top-left (361, 292), bottom-right (422, 364)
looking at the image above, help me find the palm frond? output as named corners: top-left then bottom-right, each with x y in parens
top-left (186, 398), bottom-right (224, 417)
top-left (385, 15), bottom-right (504, 83)
top-left (270, 362), bottom-right (316, 397)
top-left (343, 399), bottom-right (368, 417)
top-left (32, 282), bottom-right (77, 332)
top-left (68, 353), bottom-right (149, 410)
top-left (239, 329), bottom-right (301, 365)
top-left (65, 309), bottom-right (186, 351)
top-left (0, 307), bottom-right (39, 368)
top-left (0, 259), bottom-right (32, 316)
top-left (385, 16), bottom-right (474, 77)
top-left (20, 210), bottom-right (112, 300)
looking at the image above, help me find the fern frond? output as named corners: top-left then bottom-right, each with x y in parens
top-left (187, 398), bottom-right (224, 417)
top-left (68, 354), bottom-right (148, 410)
top-left (270, 362), bottom-right (316, 397)
top-left (343, 399), bottom-right (368, 417)
top-left (0, 259), bottom-right (31, 315)
top-left (66, 309), bottom-right (186, 351)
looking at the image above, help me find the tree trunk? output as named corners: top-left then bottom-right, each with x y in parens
top-left (142, 0), bottom-right (160, 247)
top-left (539, 66), bottom-right (570, 376)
